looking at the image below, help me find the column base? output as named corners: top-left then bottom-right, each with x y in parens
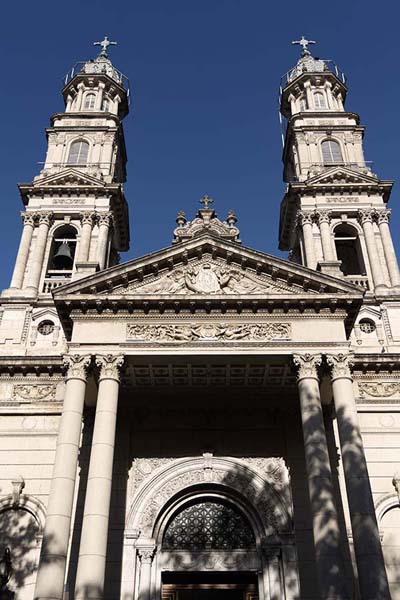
top-left (318, 260), bottom-right (343, 278)
top-left (1, 287), bottom-right (37, 299)
top-left (73, 262), bottom-right (99, 281)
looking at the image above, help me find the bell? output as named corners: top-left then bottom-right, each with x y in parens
top-left (53, 241), bottom-right (73, 269)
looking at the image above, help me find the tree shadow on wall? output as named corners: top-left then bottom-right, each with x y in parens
top-left (0, 507), bottom-right (43, 598)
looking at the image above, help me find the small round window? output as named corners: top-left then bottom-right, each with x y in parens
top-left (359, 319), bottom-right (376, 334)
top-left (38, 320), bottom-right (55, 336)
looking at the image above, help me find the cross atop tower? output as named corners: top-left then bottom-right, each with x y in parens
top-left (199, 194), bottom-right (214, 209)
top-left (93, 36), bottom-right (117, 58)
top-left (292, 35), bottom-right (316, 56)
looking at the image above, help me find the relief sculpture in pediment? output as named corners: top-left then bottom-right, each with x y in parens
top-left (124, 263), bottom-right (295, 295)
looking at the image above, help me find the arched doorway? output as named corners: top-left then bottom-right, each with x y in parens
top-left (124, 456), bottom-right (299, 600)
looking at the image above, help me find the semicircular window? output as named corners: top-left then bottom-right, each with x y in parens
top-left (162, 501), bottom-right (256, 551)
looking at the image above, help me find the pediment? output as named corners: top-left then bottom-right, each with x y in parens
top-left (33, 168), bottom-right (106, 188)
top-left (306, 167), bottom-right (380, 186)
top-left (54, 235), bottom-right (364, 300)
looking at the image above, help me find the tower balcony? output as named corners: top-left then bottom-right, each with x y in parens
top-left (280, 59), bottom-right (346, 96)
top-left (63, 61), bottom-right (130, 99)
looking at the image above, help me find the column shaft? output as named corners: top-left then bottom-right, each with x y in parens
top-left (299, 213), bottom-right (316, 268)
top-left (377, 213), bottom-right (400, 288)
top-left (97, 214), bottom-right (111, 270)
top-left (10, 214), bottom-right (35, 289)
top-left (137, 549), bottom-right (155, 600)
top-left (34, 355), bottom-right (91, 600)
top-left (319, 219), bottom-right (335, 261)
top-left (359, 212), bottom-right (385, 289)
top-left (27, 213), bottom-right (52, 292)
top-left (74, 355), bottom-right (124, 600)
top-left (327, 355), bottom-right (391, 600)
top-left (294, 354), bottom-right (348, 599)
top-left (78, 213), bottom-right (94, 262)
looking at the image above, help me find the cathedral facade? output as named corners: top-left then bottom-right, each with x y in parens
top-left (0, 38), bottom-right (399, 600)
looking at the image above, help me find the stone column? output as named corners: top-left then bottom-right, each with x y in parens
top-left (304, 81), bottom-right (313, 110)
top-left (137, 547), bottom-right (156, 600)
top-left (74, 354), bottom-right (124, 600)
top-left (376, 209), bottom-right (400, 289)
top-left (26, 212), bottom-right (53, 293)
top-left (293, 354), bottom-right (348, 599)
top-left (95, 82), bottom-right (105, 111)
top-left (96, 212), bottom-right (112, 270)
top-left (297, 211), bottom-right (317, 269)
top-left (326, 353), bottom-right (391, 600)
top-left (9, 212), bottom-right (36, 289)
top-left (78, 212), bottom-right (95, 263)
top-left (358, 209), bottom-right (386, 290)
top-left (76, 83), bottom-right (85, 111)
top-left (316, 210), bottom-right (335, 261)
top-left (34, 355), bottom-right (91, 600)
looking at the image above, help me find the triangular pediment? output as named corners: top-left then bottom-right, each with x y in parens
top-left (32, 168), bottom-right (106, 188)
top-left (305, 166), bottom-right (381, 186)
top-left (53, 234), bottom-right (363, 299)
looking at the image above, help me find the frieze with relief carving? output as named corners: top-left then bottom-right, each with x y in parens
top-left (358, 382), bottom-right (400, 399)
top-left (12, 384), bottom-right (56, 403)
top-left (126, 322), bottom-right (291, 343)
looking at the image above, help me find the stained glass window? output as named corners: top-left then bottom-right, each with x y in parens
top-left (162, 501), bottom-right (256, 550)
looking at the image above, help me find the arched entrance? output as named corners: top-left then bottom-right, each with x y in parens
top-left (123, 456), bottom-right (300, 600)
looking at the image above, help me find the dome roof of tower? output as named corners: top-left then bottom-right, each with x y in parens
top-left (287, 54), bottom-right (328, 83)
top-left (80, 54), bottom-right (124, 85)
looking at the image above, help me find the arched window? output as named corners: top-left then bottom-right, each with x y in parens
top-left (314, 92), bottom-right (327, 109)
top-left (67, 140), bottom-right (89, 165)
top-left (46, 225), bottom-right (77, 279)
top-left (334, 224), bottom-right (365, 276)
top-left (299, 96), bottom-right (308, 111)
top-left (102, 97), bottom-right (111, 112)
top-left (83, 93), bottom-right (96, 110)
top-left (162, 500), bottom-right (256, 551)
top-left (321, 140), bottom-right (343, 165)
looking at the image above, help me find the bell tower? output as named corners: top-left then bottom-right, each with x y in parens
top-left (2, 37), bottom-right (130, 300)
top-left (278, 37), bottom-right (399, 294)
top-left (0, 38), bottom-right (131, 350)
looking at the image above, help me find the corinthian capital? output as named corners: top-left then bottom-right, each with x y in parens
top-left (357, 208), bottom-right (375, 225)
top-left (326, 353), bottom-right (354, 381)
top-left (21, 212), bottom-right (36, 227)
top-left (296, 210), bottom-right (314, 227)
top-left (138, 547), bottom-right (156, 564)
top-left (80, 211), bottom-right (96, 227)
top-left (97, 212), bottom-right (113, 227)
top-left (63, 354), bottom-right (92, 381)
top-left (293, 353), bottom-right (322, 381)
top-left (376, 209), bottom-right (391, 225)
top-left (38, 211), bottom-right (54, 226)
top-left (315, 209), bottom-right (331, 224)
top-left (96, 354), bottom-right (125, 381)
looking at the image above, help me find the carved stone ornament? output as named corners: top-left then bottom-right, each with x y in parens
top-left (38, 211), bottom-right (54, 226)
top-left (138, 547), bottom-right (156, 564)
top-left (11, 475), bottom-right (25, 507)
top-left (357, 208), bottom-right (375, 225)
top-left (97, 212), bottom-right (113, 227)
top-left (122, 262), bottom-right (297, 296)
top-left (358, 382), bottom-right (400, 398)
top-left (127, 322), bottom-right (292, 343)
top-left (315, 209), bottom-right (331, 224)
top-left (239, 457), bottom-right (289, 486)
top-left (292, 354), bottom-right (322, 381)
top-left (160, 551), bottom-right (260, 571)
top-left (80, 211), bottom-right (96, 226)
top-left (13, 384), bottom-right (56, 403)
top-left (96, 354), bottom-right (125, 380)
top-left (326, 353), bottom-right (354, 381)
top-left (376, 209), bottom-right (391, 225)
top-left (21, 212), bottom-right (36, 227)
top-left (63, 354), bottom-right (92, 381)
top-left (173, 199), bottom-right (240, 244)
top-left (296, 211), bottom-right (314, 227)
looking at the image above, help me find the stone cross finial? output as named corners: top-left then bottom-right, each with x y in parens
top-left (292, 36), bottom-right (316, 56)
top-left (94, 36), bottom-right (117, 58)
top-left (199, 194), bottom-right (214, 209)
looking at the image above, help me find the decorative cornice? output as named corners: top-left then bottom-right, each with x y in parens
top-left (96, 353), bottom-right (124, 381)
top-left (326, 353), bottom-right (354, 381)
top-left (63, 354), bottom-right (92, 381)
top-left (292, 353), bottom-right (322, 381)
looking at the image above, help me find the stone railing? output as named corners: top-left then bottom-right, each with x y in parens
top-left (42, 278), bottom-right (70, 294)
top-left (344, 275), bottom-right (369, 290)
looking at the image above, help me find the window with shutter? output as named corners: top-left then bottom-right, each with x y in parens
top-left (321, 140), bottom-right (343, 165)
top-left (67, 141), bottom-right (89, 165)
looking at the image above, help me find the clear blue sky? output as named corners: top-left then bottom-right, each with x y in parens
top-left (1, 0), bottom-right (399, 289)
